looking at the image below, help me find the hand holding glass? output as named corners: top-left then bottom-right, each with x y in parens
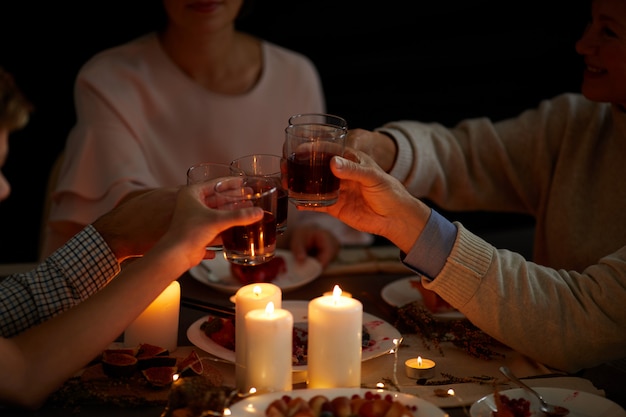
top-left (214, 176), bottom-right (278, 265)
top-left (285, 113), bottom-right (347, 207)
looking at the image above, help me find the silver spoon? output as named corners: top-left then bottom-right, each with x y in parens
top-left (499, 366), bottom-right (569, 416)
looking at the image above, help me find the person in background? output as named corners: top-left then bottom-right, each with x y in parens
top-left (0, 66), bottom-right (263, 409)
top-left (310, 0), bottom-right (626, 375)
top-left (43, 0), bottom-right (369, 266)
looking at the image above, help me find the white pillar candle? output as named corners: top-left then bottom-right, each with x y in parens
top-left (308, 285), bottom-right (362, 388)
top-left (235, 283), bottom-right (282, 391)
top-left (124, 281), bottom-right (180, 352)
top-left (244, 302), bottom-right (293, 393)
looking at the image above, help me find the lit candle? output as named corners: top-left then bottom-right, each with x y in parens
top-left (244, 302), bottom-right (293, 393)
top-left (124, 281), bottom-right (180, 352)
top-left (404, 356), bottom-right (436, 380)
top-left (308, 285), bottom-right (362, 388)
top-left (235, 283), bottom-right (282, 391)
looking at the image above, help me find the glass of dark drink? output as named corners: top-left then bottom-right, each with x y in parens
top-left (285, 113), bottom-right (347, 207)
top-left (230, 154), bottom-right (288, 235)
top-left (214, 176), bottom-right (278, 265)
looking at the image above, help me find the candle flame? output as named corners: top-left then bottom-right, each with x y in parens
top-left (332, 285), bottom-right (342, 297)
top-left (253, 285), bottom-right (262, 297)
top-left (417, 356), bottom-right (422, 367)
top-left (172, 373), bottom-right (180, 382)
top-left (265, 301), bottom-right (275, 315)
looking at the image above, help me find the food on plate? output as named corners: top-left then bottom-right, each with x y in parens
top-left (265, 391), bottom-right (417, 417)
top-left (408, 278), bottom-right (455, 313)
top-left (492, 393), bottom-right (531, 417)
top-left (230, 255), bottom-right (286, 284)
top-left (201, 317), bottom-right (371, 367)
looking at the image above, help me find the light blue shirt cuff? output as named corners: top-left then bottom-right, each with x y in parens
top-left (401, 209), bottom-right (457, 279)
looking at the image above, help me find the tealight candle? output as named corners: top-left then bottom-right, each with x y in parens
top-left (234, 283), bottom-right (282, 391)
top-left (404, 356), bottom-right (436, 380)
top-left (244, 302), bottom-right (293, 393)
top-left (124, 281), bottom-right (180, 352)
top-left (308, 285), bottom-right (362, 388)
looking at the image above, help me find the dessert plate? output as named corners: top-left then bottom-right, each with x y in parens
top-left (187, 300), bottom-right (402, 372)
top-left (229, 388), bottom-right (446, 416)
top-left (381, 276), bottom-right (465, 320)
top-left (470, 387), bottom-right (626, 417)
top-left (188, 249), bottom-right (322, 294)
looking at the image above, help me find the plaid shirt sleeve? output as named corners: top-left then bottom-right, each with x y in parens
top-left (0, 225), bottom-right (120, 337)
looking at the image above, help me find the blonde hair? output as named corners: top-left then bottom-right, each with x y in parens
top-left (0, 66), bottom-right (33, 132)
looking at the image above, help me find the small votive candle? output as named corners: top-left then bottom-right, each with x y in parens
top-left (404, 356), bottom-right (436, 380)
top-left (124, 281), bottom-right (180, 352)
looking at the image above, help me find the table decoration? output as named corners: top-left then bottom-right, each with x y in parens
top-left (124, 281), bottom-right (180, 352)
top-left (244, 301), bottom-right (293, 393)
top-left (235, 283), bottom-right (282, 391)
top-left (405, 356), bottom-right (436, 380)
top-left (308, 285), bottom-right (362, 388)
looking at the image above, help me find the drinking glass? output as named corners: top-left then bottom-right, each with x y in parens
top-left (187, 162), bottom-right (242, 250)
top-left (285, 113), bottom-right (347, 207)
top-left (230, 154), bottom-right (288, 234)
top-left (214, 176), bottom-right (278, 265)
top-left (186, 162), bottom-right (236, 185)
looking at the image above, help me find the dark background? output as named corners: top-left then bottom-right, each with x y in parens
top-left (0, 0), bottom-right (589, 263)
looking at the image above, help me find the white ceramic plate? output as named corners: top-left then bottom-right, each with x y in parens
top-left (188, 249), bottom-right (322, 294)
top-left (187, 300), bottom-right (402, 372)
top-left (470, 387), bottom-right (626, 417)
top-left (381, 276), bottom-right (465, 320)
top-left (228, 387), bottom-right (447, 416)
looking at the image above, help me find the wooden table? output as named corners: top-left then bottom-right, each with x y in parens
top-left (7, 250), bottom-right (625, 416)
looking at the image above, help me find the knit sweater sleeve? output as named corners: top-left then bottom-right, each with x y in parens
top-left (421, 224), bottom-right (626, 373)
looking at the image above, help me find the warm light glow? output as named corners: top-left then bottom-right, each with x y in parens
top-left (253, 285), bottom-right (262, 297)
top-left (447, 389), bottom-right (455, 397)
top-left (172, 373), bottom-right (180, 382)
top-left (417, 356), bottom-right (423, 367)
top-left (223, 408), bottom-right (232, 416)
top-left (332, 285), bottom-right (342, 297)
top-left (249, 387), bottom-right (257, 395)
top-left (250, 242), bottom-right (256, 256)
top-left (265, 301), bottom-right (275, 315)
top-left (376, 382), bottom-right (385, 388)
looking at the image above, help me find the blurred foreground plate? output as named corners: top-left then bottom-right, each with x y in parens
top-left (228, 387), bottom-right (447, 416)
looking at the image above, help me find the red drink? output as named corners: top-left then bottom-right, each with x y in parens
top-left (287, 151), bottom-right (340, 206)
top-left (276, 189), bottom-right (288, 233)
top-left (221, 211), bottom-right (277, 265)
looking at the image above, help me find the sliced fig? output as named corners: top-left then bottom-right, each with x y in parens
top-left (142, 366), bottom-right (177, 388)
top-left (101, 352), bottom-right (138, 378)
top-left (178, 349), bottom-right (203, 376)
top-left (137, 355), bottom-right (178, 370)
top-left (136, 343), bottom-right (169, 358)
top-left (103, 347), bottom-right (138, 357)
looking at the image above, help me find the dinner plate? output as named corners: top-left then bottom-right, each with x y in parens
top-left (469, 387), bottom-right (626, 417)
top-left (187, 300), bottom-right (402, 372)
top-left (228, 387), bottom-right (447, 416)
top-left (188, 249), bottom-right (322, 294)
top-left (381, 276), bottom-right (465, 320)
